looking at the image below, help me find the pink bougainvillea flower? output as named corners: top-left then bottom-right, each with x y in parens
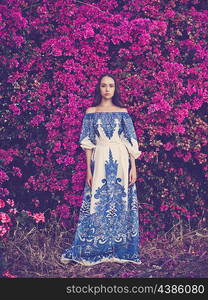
top-left (0, 225), bottom-right (8, 237)
top-left (0, 212), bottom-right (11, 223)
top-left (55, 204), bottom-right (70, 219)
top-left (6, 198), bottom-right (15, 207)
top-left (164, 142), bottom-right (175, 151)
top-left (9, 208), bottom-right (18, 214)
top-left (8, 104), bottom-right (21, 116)
top-left (12, 167), bottom-right (22, 178)
top-left (2, 270), bottom-right (17, 278)
top-left (183, 152), bottom-right (192, 162)
top-left (32, 212), bottom-right (45, 223)
top-left (21, 210), bottom-right (33, 217)
top-left (0, 170), bottom-right (9, 184)
top-left (0, 199), bottom-right (5, 208)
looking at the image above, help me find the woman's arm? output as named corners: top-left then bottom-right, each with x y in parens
top-left (85, 148), bottom-right (93, 171)
top-left (129, 153), bottom-right (136, 169)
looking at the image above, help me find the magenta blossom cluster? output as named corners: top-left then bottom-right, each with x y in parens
top-left (0, 0), bottom-right (207, 243)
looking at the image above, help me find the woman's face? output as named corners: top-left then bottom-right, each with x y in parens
top-left (100, 76), bottom-right (115, 100)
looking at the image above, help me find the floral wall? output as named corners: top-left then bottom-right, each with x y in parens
top-left (0, 0), bottom-right (207, 243)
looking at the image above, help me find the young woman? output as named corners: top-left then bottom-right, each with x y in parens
top-left (61, 73), bottom-right (142, 266)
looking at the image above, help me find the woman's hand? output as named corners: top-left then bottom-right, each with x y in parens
top-left (129, 166), bottom-right (137, 186)
top-left (86, 169), bottom-right (93, 188)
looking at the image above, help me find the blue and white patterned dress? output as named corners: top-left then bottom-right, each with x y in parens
top-left (61, 111), bottom-right (142, 265)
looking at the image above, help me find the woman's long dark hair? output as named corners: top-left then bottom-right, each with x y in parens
top-left (92, 73), bottom-right (126, 108)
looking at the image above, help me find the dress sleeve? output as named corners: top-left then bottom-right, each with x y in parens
top-left (120, 113), bottom-right (142, 159)
top-left (79, 114), bottom-right (96, 150)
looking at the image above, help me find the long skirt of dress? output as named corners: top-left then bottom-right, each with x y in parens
top-left (61, 146), bottom-right (142, 266)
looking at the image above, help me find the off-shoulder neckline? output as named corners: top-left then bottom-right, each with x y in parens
top-left (85, 111), bottom-right (129, 115)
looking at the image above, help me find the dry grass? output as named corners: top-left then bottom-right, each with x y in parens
top-left (1, 218), bottom-right (208, 278)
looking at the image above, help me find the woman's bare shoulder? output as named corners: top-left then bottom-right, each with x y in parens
top-left (85, 107), bottom-right (96, 114)
top-left (121, 107), bottom-right (128, 112)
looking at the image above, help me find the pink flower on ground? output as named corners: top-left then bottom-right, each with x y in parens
top-left (2, 270), bottom-right (17, 278)
top-left (32, 212), bottom-right (45, 223)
